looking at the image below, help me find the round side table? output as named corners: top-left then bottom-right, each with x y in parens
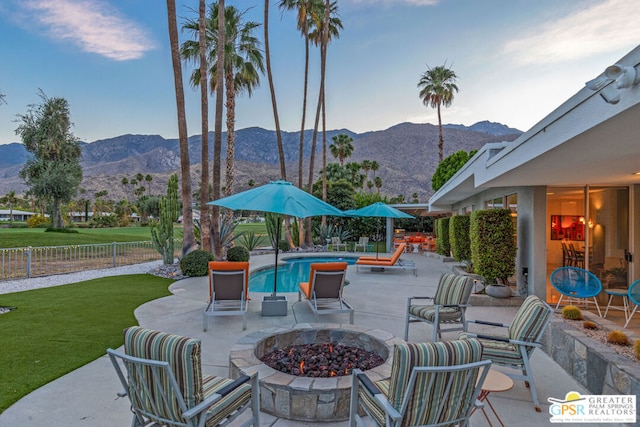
top-left (472, 369), bottom-right (513, 427)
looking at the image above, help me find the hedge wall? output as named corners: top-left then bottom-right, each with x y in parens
top-left (470, 209), bottom-right (516, 284)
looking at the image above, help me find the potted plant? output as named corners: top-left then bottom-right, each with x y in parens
top-left (470, 208), bottom-right (516, 298)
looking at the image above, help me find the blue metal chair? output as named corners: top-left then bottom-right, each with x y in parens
top-left (624, 278), bottom-right (640, 328)
top-left (549, 266), bottom-right (602, 317)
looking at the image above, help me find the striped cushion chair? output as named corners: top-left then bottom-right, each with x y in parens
top-left (349, 339), bottom-right (490, 427)
top-left (107, 326), bottom-right (260, 427)
top-left (404, 273), bottom-right (474, 342)
top-left (461, 295), bottom-right (553, 412)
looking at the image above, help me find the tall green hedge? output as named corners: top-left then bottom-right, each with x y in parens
top-left (449, 215), bottom-right (471, 267)
top-left (470, 209), bottom-right (516, 284)
top-left (436, 217), bottom-right (451, 256)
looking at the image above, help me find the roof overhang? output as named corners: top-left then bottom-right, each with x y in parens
top-left (430, 45), bottom-right (640, 211)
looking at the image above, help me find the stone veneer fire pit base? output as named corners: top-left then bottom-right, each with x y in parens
top-left (229, 323), bottom-right (402, 422)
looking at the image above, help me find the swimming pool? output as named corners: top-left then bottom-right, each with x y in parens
top-left (249, 256), bottom-right (357, 293)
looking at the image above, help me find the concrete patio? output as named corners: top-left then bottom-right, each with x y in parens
top-left (0, 251), bottom-right (632, 426)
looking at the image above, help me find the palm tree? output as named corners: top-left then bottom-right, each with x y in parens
top-left (145, 174), bottom-right (153, 195)
top-left (374, 176), bottom-right (382, 193)
top-left (197, 0), bottom-right (211, 252)
top-left (182, 3), bottom-right (263, 199)
top-left (305, 0), bottom-right (341, 244)
top-left (121, 177), bottom-right (129, 201)
top-left (278, 0), bottom-right (324, 191)
top-left (329, 134), bottom-right (353, 165)
top-left (371, 160), bottom-right (379, 179)
top-left (264, 0), bottom-right (286, 180)
top-left (166, 0), bottom-right (196, 256)
top-left (417, 64), bottom-right (459, 163)
top-left (212, 0), bottom-right (225, 258)
top-left (6, 190), bottom-right (15, 224)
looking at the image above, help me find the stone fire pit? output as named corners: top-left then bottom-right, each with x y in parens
top-left (229, 323), bottom-right (402, 422)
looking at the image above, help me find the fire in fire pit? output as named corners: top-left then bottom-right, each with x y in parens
top-left (260, 341), bottom-right (384, 377)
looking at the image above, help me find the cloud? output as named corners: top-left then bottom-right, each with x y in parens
top-left (503, 0), bottom-right (640, 66)
top-left (20, 0), bottom-right (155, 61)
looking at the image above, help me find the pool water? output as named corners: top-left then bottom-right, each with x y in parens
top-left (249, 256), bottom-right (357, 293)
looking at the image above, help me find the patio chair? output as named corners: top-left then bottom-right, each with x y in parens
top-left (355, 236), bottom-right (370, 252)
top-left (107, 326), bottom-right (260, 427)
top-left (624, 278), bottom-right (640, 328)
top-left (461, 295), bottom-right (553, 412)
top-left (330, 236), bottom-right (348, 251)
top-left (356, 243), bottom-right (417, 276)
top-left (349, 338), bottom-right (490, 427)
top-left (550, 266), bottom-right (602, 317)
top-left (204, 261), bottom-right (250, 331)
top-left (298, 262), bottom-right (354, 324)
top-left (404, 273), bottom-right (474, 342)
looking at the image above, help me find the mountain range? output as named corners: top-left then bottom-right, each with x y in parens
top-left (0, 121), bottom-right (522, 202)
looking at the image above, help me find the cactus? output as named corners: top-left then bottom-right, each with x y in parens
top-left (561, 305), bottom-right (582, 320)
top-left (583, 320), bottom-right (598, 330)
top-left (633, 339), bottom-right (640, 360)
top-left (150, 174), bottom-right (180, 264)
top-left (607, 330), bottom-right (629, 346)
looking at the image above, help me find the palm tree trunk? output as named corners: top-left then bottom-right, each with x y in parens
top-left (320, 0), bottom-right (329, 222)
top-left (212, 0), bottom-right (225, 259)
top-left (166, 0), bottom-right (195, 257)
top-left (224, 70), bottom-right (236, 227)
top-left (297, 31), bottom-right (310, 247)
top-left (264, 0), bottom-right (286, 181)
top-left (198, 0), bottom-right (211, 252)
top-left (264, 0), bottom-right (294, 249)
top-left (305, 76), bottom-right (323, 246)
top-left (437, 103), bottom-right (444, 163)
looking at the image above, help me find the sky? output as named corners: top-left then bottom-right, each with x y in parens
top-left (1, 0), bottom-right (639, 146)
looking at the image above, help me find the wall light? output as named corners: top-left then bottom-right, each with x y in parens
top-left (585, 63), bottom-right (639, 104)
top-left (604, 64), bottom-right (639, 89)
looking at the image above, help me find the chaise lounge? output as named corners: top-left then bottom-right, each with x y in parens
top-left (356, 243), bottom-right (417, 276)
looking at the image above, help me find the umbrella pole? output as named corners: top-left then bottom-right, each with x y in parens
top-left (272, 217), bottom-right (281, 297)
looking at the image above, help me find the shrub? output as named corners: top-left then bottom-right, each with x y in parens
top-left (435, 217), bottom-right (450, 256)
top-left (607, 330), bottom-right (629, 345)
top-left (431, 150), bottom-right (477, 192)
top-left (633, 339), bottom-right (640, 360)
top-left (583, 320), bottom-right (598, 329)
top-left (449, 215), bottom-right (471, 268)
top-left (278, 240), bottom-right (290, 252)
top-left (470, 209), bottom-right (516, 284)
top-left (237, 231), bottom-right (263, 252)
top-left (561, 305), bottom-right (582, 320)
top-left (27, 214), bottom-right (49, 228)
top-left (179, 250), bottom-right (215, 277)
top-left (90, 214), bottom-right (118, 228)
top-left (226, 246), bottom-right (250, 262)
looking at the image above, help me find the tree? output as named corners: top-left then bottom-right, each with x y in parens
top-left (263, 0), bottom-right (286, 180)
top-left (417, 64), bottom-right (459, 163)
top-left (166, 0), bottom-right (196, 257)
top-left (431, 149), bottom-right (477, 191)
top-left (16, 92), bottom-right (83, 229)
top-left (329, 133), bottom-right (354, 165)
top-left (0, 90), bottom-right (5, 105)
top-left (182, 3), bottom-right (263, 199)
top-left (211, 0), bottom-right (225, 258)
top-left (197, 0), bottom-right (211, 252)
top-left (5, 191), bottom-right (16, 224)
top-left (145, 174), bottom-right (153, 195)
top-left (278, 0), bottom-right (324, 189)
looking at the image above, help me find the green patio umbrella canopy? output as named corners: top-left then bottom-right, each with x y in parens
top-left (207, 180), bottom-right (343, 296)
top-left (349, 202), bottom-right (413, 258)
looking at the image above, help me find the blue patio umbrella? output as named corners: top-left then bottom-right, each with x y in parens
top-left (349, 202), bottom-right (413, 258)
top-left (207, 180), bottom-right (343, 297)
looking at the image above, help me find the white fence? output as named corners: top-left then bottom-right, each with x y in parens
top-left (0, 241), bottom-right (181, 281)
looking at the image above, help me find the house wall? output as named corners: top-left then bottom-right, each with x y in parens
top-left (449, 186), bottom-right (547, 298)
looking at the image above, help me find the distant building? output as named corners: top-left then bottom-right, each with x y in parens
top-left (0, 209), bottom-right (39, 222)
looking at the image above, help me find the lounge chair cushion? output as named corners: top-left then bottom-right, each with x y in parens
top-left (124, 327), bottom-right (203, 422)
top-left (208, 261), bottom-right (249, 301)
top-left (299, 262), bottom-right (348, 298)
top-left (356, 244), bottom-right (406, 266)
top-left (360, 339), bottom-right (483, 426)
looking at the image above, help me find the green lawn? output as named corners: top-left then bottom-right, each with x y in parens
top-left (0, 274), bottom-right (174, 413)
top-left (0, 224), bottom-right (267, 249)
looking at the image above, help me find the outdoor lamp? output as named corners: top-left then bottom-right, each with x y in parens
top-left (604, 64), bottom-right (639, 89)
top-left (585, 75), bottom-right (610, 91)
top-left (599, 85), bottom-right (620, 104)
